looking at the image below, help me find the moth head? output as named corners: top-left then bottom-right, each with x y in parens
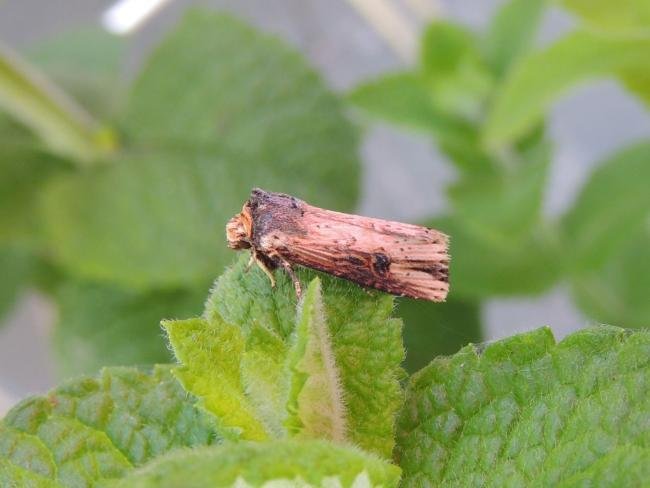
top-left (226, 204), bottom-right (253, 249)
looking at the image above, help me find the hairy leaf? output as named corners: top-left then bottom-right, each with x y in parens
top-left (40, 11), bottom-right (359, 289)
top-left (572, 228), bottom-right (650, 329)
top-left (484, 30), bottom-right (650, 145)
top-left (163, 316), bottom-right (269, 441)
top-left (397, 326), bottom-right (650, 486)
top-left (484, 0), bottom-right (547, 77)
top-left (562, 142), bottom-right (650, 272)
top-left (0, 366), bottom-right (219, 487)
top-left (286, 279), bottom-right (347, 443)
top-left (53, 280), bottom-right (205, 377)
top-left (561, 0), bottom-right (650, 35)
top-left (399, 298), bottom-right (482, 373)
top-left (203, 255), bottom-right (404, 457)
top-left (112, 440), bottom-right (401, 488)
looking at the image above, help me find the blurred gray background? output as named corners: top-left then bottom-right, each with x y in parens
top-left (1, 0), bottom-right (649, 414)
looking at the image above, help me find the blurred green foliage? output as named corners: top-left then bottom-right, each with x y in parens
top-left (1, 1), bottom-right (649, 379)
top-left (351, 0), bottom-right (650, 368)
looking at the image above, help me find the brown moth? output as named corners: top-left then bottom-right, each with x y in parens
top-left (226, 188), bottom-right (449, 301)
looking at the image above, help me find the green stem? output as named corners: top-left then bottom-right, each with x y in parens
top-left (0, 41), bottom-right (116, 166)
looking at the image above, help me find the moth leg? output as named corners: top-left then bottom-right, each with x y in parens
top-left (244, 252), bottom-right (255, 273)
top-left (280, 259), bottom-right (302, 299)
top-left (254, 253), bottom-right (276, 288)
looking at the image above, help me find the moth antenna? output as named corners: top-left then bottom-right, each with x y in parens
top-left (280, 259), bottom-right (302, 299)
top-left (244, 252), bottom-right (255, 273)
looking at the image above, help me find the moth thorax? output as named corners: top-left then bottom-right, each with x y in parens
top-left (226, 214), bottom-right (251, 249)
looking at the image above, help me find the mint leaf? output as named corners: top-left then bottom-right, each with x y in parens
top-left (572, 228), bottom-right (650, 329)
top-left (112, 439), bottom-right (400, 488)
top-left (0, 366), bottom-right (219, 487)
top-left (40, 11), bottom-right (359, 289)
top-left (286, 278), bottom-right (346, 442)
top-left (397, 326), bottom-right (650, 486)
top-left (53, 280), bottom-right (205, 377)
top-left (163, 316), bottom-right (269, 441)
top-left (562, 142), bottom-right (650, 272)
top-left (561, 0), bottom-right (650, 35)
top-left (484, 0), bottom-right (546, 77)
top-left (399, 298), bottom-right (482, 373)
top-left (484, 30), bottom-right (650, 145)
top-left (174, 255), bottom-right (404, 457)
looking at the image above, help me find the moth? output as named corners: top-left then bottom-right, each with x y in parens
top-left (226, 188), bottom-right (449, 301)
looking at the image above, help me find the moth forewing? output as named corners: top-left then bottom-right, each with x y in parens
top-left (227, 188), bottom-right (450, 302)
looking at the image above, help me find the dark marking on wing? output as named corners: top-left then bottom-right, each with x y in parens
top-left (373, 253), bottom-right (391, 276)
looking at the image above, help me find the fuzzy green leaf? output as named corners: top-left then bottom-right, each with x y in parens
top-left (53, 280), bottom-right (205, 377)
top-left (163, 316), bottom-right (269, 441)
top-left (561, 0), bottom-right (650, 35)
top-left (112, 440), bottom-right (401, 488)
top-left (0, 366), bottom-right (219, 487)
top-left (39, 11), bottom-right (359, 289)
top-left (562, 142), bottom-right (650, 273)
top-left (484, 0), bottom-right (547, 77)
top-left (397, 326), bottom-right (650, 487)
top-left (572, 228), bottom-right (650, 329)
top-left (0, 42), bottom-right (113, 164)
top-left (202, 255), bottom-right (404, 457)
top-left (484, 30), bottom-right (650, 145)
top-left (286, 278), bottom-right (347, 442)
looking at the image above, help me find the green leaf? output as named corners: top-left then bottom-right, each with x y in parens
top-left (286, 278), bottom-right (346, 442)
top-left (421, 22), bottom-right (493, 119)
top-left (397, 325), bottom-right (650, 487)
top-left (348, 72), bottom-right (473, 139)
top-left (40, 11), bottom-right (359, 289)
top-left (163, 316), bottom-right (269, 441)
top-left (0, 366), bottom-right (219, 487)
top-left (53, 280), bottom-right (205, 377)
top-left (572, 228), bottom-right (650, 329)
top-left (561, 0), bottom-right (650, 35)
top-left (484, 30), bottom-right (650, 146)
top-left (28, 27), bottom-right (125, 118)
top-left (433, 218), bottom-right (562, 298)
top-left (0, 246), bottom-right (35, 323)
top-left (0, 137), bottom-right (70, 245)
top-left (112, 439), bottom-right (401, 488)
top-left (561, 142), bottom-right (650, 272)
top-left (484, 0), bottom-right (547, 77)
top-left (200, 255), bottom-right (404, 457)
top-left (399, 298), bottom-right (482, 373)
top-left (0, 42), bottom-right (114, 164)
top-left (449, 155), bottom-right (550, 239)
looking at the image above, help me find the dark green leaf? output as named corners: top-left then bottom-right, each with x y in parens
top-left (397, 326), bottom-right (650, 486)
top-left (562, 142), bottom-right (650, 272)
top-left (399, 297), bottom-right (482, 373)
top-left (53, 280), bottom-right (205, 377)
top-left (484, 0), bottom-right (547, 77)
top-left (572, 227), bottom-right (650, 329)
top-left (0, 366), bottom-right (220, 487)
top-left (40, 12), bottom-right (359, 289)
